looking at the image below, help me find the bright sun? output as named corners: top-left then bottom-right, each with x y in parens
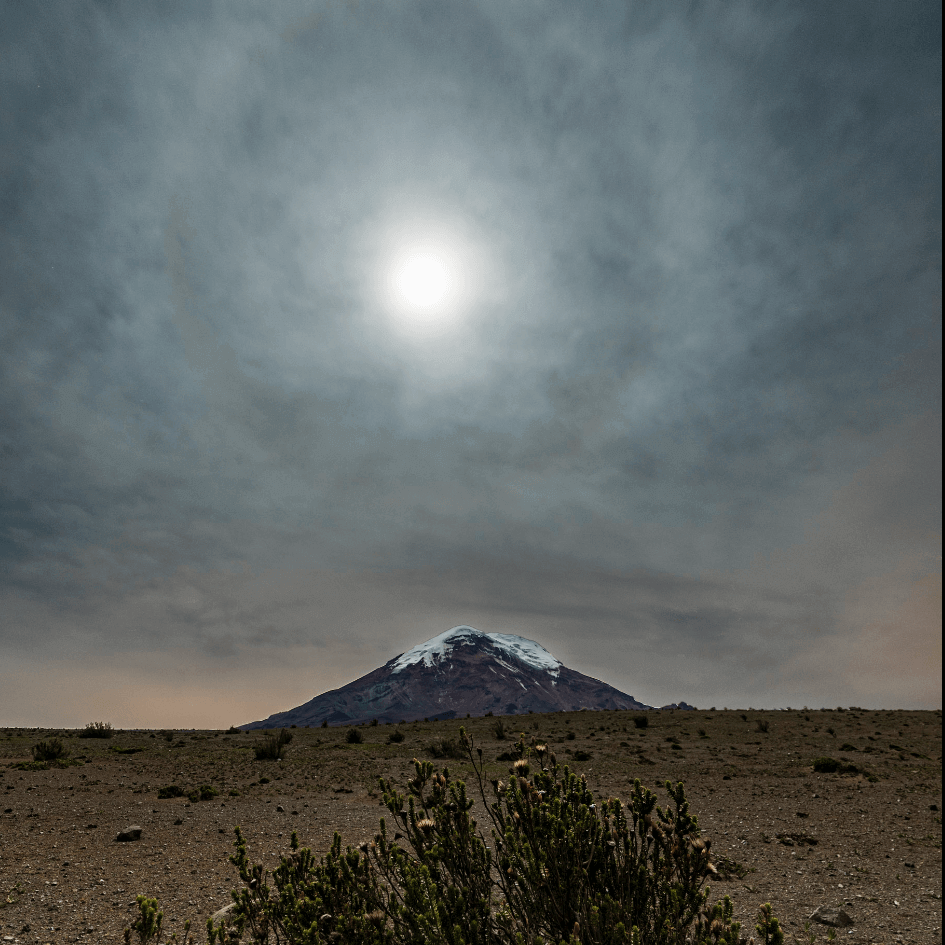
top-left (376, 211), bottom-right (489, 338)
top-left (393, 250), bottom-right (451, 313)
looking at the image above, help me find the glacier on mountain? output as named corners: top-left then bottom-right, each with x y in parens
top-left (390, 625), bottom-right (561, 677)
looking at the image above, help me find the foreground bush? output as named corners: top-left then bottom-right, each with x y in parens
top-left (129, 729), bottom-right (783, 944)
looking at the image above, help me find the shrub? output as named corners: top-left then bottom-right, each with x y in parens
top-left (426, 737), bottom-right (464, 759)
top-left (632, 715), bottom-right (649, 729)
top-left (153, 728), bottom-right (784, 945)
top-left (491, 718), bottom-right (507, 740)
top-left (812, 756), bottom-right (863, 775)
top-left (227, 726), bottom-right (242, 734)
top-left (254, 729), bottom-right (293, 761)
top-left (386, 730), bottom-right (405, 744)
top-left (572, 749), bottom-right (593, 761)
top-left (755, 720), bottom-right (770, 733)
top-left (188, 785), bottom-right (219, 803)
top-left (345, 727), bottom-right (364, 744)
top-left (32, 738), bottom-right (68, 762)
top-left (157, 785), bottom-right (185, 799)
top-left (78, 721), bottom-right (113, 739)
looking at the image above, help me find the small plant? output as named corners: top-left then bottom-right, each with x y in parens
top-left (79, 721), bottom-right (113, 739)
top-left (572, 749), bottom-right (593, 761)
top-left (254, 729), bottom-right (293, 761)
top-left (187, 785), bottom-right (219, 803)
top-left (32, 738), bottom-right (68, 762)
top-left (124, 894), bottom-right (193, 944)
top-left (755, 902), bottom-right (784, 944)
top-left (345, 727), bottom-right (364, 744)
top-left (227, 726), bottom-right (242, 734)
top-left (633, 715), bottom-right (649, 729)
top-left (387, 730), bottom-right (405, 744)
top-left (157, 785), bottom-right (185, 800)
top-left (812, 756), bottom-right (864, 775)
top-left (320, 720), bottom-right (328, 728)
top-left (755, 720), bottom-right (770, 733)
top-left (491, 718), bottom-right (507, 739)
top-left (426, 737), bottom-right (464, 759)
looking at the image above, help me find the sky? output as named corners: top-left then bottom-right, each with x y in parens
top-left (1, 0), bottom-right (940, 728)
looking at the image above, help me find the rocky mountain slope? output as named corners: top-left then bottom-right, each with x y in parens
top-left (243, 625), bottom-right (693, 728)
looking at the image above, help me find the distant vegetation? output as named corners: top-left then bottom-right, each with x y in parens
top-left (31, 738), bottom-right (68, 762)
top-left (253, 729), bottom-right (292, 761)
top-left (78, 721), bottom-right (113, 739)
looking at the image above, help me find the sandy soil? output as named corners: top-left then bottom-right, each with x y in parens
top-left (0, 708), bottom-right (940, 944)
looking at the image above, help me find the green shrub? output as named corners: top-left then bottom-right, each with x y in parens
top-left (188, 785), bottom-right (219, 803)
top-left (812, 756), bottom-right (863, 775)
top-left (426, 737), bottom-right (464, 759)
top-left (78, 721), bottom-right (113, 739)
top-left (254, 729), bottom-right (293, 761)
top-left (345, 728), bottom-right (364, 745)
top-left (491, 718), bottom-right (507, 740)
top-left (32, 738), bottom-right (68, 762)
top-left (386, 730), bottom-right (405, 744)
top-left (162, 728), bottom-right (782, 945)
top-left (633, 715), bottom-right (649, 729)
top-left (157, 785), bottom-right (185, 799)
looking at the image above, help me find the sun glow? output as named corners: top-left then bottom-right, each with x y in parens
top-left (373, 207), bottom-right (494, 342)
top-left (392, 249), bottom-right (452, 314)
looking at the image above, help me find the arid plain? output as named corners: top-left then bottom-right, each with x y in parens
top-left (0, 709), bottom-right (940, 944)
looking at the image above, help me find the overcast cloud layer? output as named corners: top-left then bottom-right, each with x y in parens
top-left (1, 1), bottom-right (940, 727)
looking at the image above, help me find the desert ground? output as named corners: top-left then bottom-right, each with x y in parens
top-left (0, 708), bottom-right (940, 944)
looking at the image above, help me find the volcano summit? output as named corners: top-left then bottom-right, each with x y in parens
top-left (243, 626), bottom-right (692, 729)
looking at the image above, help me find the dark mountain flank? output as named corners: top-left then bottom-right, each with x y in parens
top-left (242, 626), bottom-right (693, 729)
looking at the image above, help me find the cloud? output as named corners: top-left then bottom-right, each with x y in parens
top-left (0, 1), bottom-right (940, 722)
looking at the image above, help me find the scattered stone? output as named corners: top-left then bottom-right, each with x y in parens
top-left (276, 804), bottom-right (285, 812)
top-left (808, 905), bottom-right (854, 927)
top-left (116, 825), bottom-right (142, 842)
top-left (210, 902), bottom-right (238, 927)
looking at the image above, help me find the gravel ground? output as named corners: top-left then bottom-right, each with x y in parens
top-left (0, 708), bottom-right (940, 944)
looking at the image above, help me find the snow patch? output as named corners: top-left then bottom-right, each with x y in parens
top-left (390, 625), bottom-right (562, 676)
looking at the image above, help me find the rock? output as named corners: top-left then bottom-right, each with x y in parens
top-left (210, 903), bottom-right (238, 927)
top-left (115, 825), bottom-right (142, 842)
top-left (276, 805), bottom-right (285, 812)
top-left (808, 905), bottom-right (854, 928)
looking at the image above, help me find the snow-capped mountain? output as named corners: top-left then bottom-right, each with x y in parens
top-left (242, 626), bottom-right (693, 729)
